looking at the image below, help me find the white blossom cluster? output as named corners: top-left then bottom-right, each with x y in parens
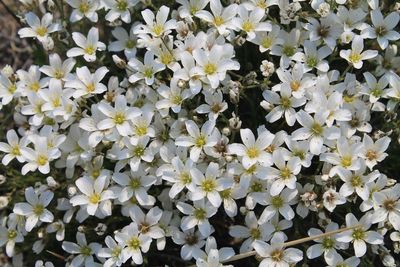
top-left (0, 0), bottom-right (400, 266)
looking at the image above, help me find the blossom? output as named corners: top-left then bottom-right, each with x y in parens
top-left (232, 5), bottom-right (271, 40)
top-left (0, 130), bottom-right (29, 165)
top-left (66, 0), bottom-right (99, 22)
top-left (340, 36), bottom-right (378, 69)
top-left (67, 27), bottom-right (106, 62)
top-left (361, 10), bottom-right (400, 49)
top-left (69, 175), bottom-right (115, 216)
top-left (253, 233), bottom-right (303, 267)
top-left (104, 0), bottom-right (138, 23)
top-left (18, 12), bottom-right (61, 43)
top-left (135, 6), bottom-right (176, 38)
top-left (128, 51), bottom-right (165, 85)
top-left (175, 120), bottom-right (219, 162)
top-left (336, 213), bottom-right (383, 257)
top-left (13, 187), bottom-right (54, 232)
top-left (228, 128), bottom-right (274, 169)
top-left (97, 95), bottom-right (141, 137)
top-left (62, 232), bottom-right (101, 267)
top-left (195, 0), bottom-right (238, 35)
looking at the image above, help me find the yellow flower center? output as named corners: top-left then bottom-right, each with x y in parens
top-left (271, 249), bottom-right (284, 262)
top-left (33, 204), bottom-right (44, 215)
top-left (128, 237), bottom-right (141, 250)
top-left (116, 0), bottom-right (128, 11)
top-left (84, 46), bottom-right (96, 55)
top-left (86, 83), bottom-right (95, 92)
top-left (262, 37), bottom-right (272, 48)
top-left (11, 146), bottom-right (21, 156)
top-left (153, 24), bottom-right (164, 36)
top-left (37, 155), bottom-right (48, 166)
top-left (290, 80), bottom-right (300, 91)
top-left (172, 95), bottom-right (182, 105)
top-left (366, 150), bottom-right (377, 161)
top-left (341, 156), bottom-right (352, 168)
top-left (204, 63), bottom-right (217, 75)
top-left (89, 193), bottom-right (101, 204)
top-left (349, 52), bottom-right (361, 63)
top-left (247, 147), bottom-right (259, 158)
top-left (280, 167), bottom-right (291, 180)
top-left (114, 113), bottom-right (125, 124)
top-left (195, 135), bottom-right (206, 147)
top-left (30, 82), bottom-right (40, 92)
top-left (180, 172), bottom-right (191, 184)
top-left (242, 21), bottom-right (255, 33)
top-left (143, 67), bottom-right (154, 78)
top-left (350, 175), bottom-right (362, 187)
top-left (79, 2), bottom-right (90, 13)
top-left (194, 208), bottom-right (206, 220)
top-left (130, 178), bottom-right (141, 189)
top-left (213, 16), bottom-right (224, 26)
top-left (8, 230), bottom-right (17, 239)
top-left (311, 123), bottom-right (323, 136)
top-left (35, 26), bottom-right (48, 37)
top-left (201, 179), bottom-right (216, 192)
top-left (135, 125), bottom-right (148, 136)
top-left (271, 196), bottom-right (284, 208)
top-left (8, 84), bottom-right (17, 93)
top-left (54, 70), bottom-right (64, 79)
top-left (250, 228), bottom-right (261, 239)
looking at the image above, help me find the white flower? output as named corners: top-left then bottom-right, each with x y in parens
top-left (340, 36), bottom-right (378, 69)
top-left (195, 0), bottom-right (238, 35)
top-left (18, 12), bottom-right (61, 43)
top-left (116, 222), bottom-right (152, 264)
top-left (325, 253), bottom-right (360, 267)
top-left (108, 26), bottom-right (137, 58)
top-left (194, 236), bottom-right (235, 267)
top-left (232, 5), bottom-right (271, 40)
top-left (69, 175), bottom-right (114, 216)
top-left (66, 66), bottom-right (108, 98)
top-left (21, 136), bottom-right (61, 175)
top-left (13, 187), bottom-right (54, 232)
top-left (192, 45), bottom-right (240, 89)
top-left (372, 184), bottom-right (400, 230)
top-left (103, 0), bottom-right (138, 23)
top-left (39, 53), bottom-right (76, 81)
top-left (0, 129), bottom-right (29, 165)
top-left (253, 233), bottom-right (303, 267)
top-left (135, 6), bottom-right (177, 38)
top-left (361, 10), bottom-right (400, 49)
top-left (0, 217), bottom-right (24, 257)
top-left (292, 110), bottom-right (340, 155)
top-left (257, 188), bottom-right (298, 223)
top-left (97, 95), bottom-right (141, 137)
top-left (359, 134), bottom-right (390, 170)
top-left (130, 206), bottom-right (164, 239)
top-left (336, 213), bottom-right (383, 257)
top-left (264, 150), bottom-right (301, 196)
top-left (196, 90), bottom-right (228, 120)
top-left (336, 163), bottom-right (379, 200)
top-left (322, 188), bottom-right (346, 212)
top-left (263, 86), bottom-right (305, 126)
top-left (112, 167), bottom-right (157, 206)
top-left (177, 199), bottom-right (218, 237)
top-left (171, 228), bottom-right (206, 260)
top-left (67, 27), bottom-right (106, 62)
top-left (228, 128), bottom-right (274, 169)
top-left (175, 120), bottom-right (219, 162)
top-left (66, 0), bottom-right (99, 22)
top-left (155, 79), bottom-right (192, 114)
top-left (97, 235), bottom-right (128, 267)
top-left (190, 162), bottom-right (232, 207)
top-left (128, 50), bottom-right (165, 85)
top-left (306, 223), bottom-right (346, 261)
top-left (229, 211), bottom-right (274, 253)
top-left (62, 232), bottom-right (101, 267)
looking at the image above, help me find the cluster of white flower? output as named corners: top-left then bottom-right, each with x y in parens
top-left (0, 0), bottom-right (400, 266)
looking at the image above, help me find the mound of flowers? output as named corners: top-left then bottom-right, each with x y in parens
top-left (0, 0), bottom-right (400, 266)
